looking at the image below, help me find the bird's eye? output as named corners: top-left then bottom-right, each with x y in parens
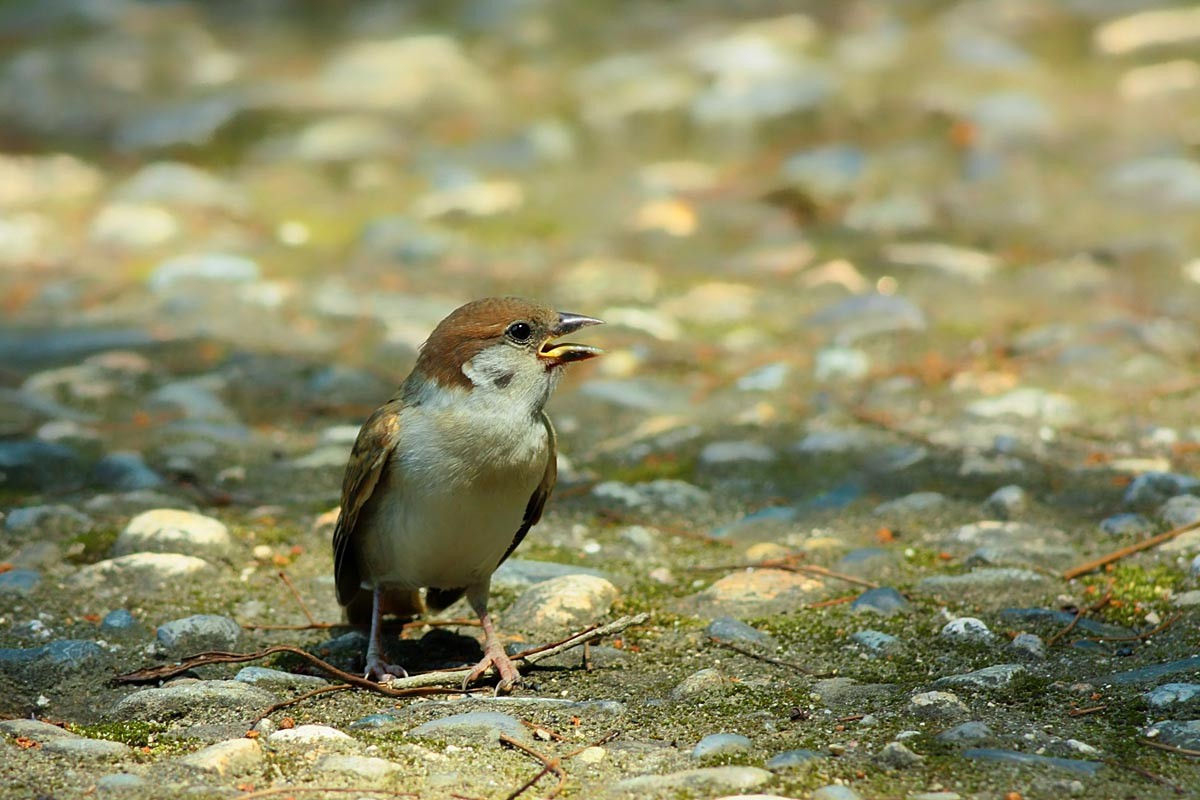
top-left (506, 322), bottom-right (532, 342)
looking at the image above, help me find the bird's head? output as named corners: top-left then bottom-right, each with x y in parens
top-left (408, 297), bottom-right (602, 409)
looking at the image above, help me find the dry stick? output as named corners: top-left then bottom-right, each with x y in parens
top-left (1062, 519), bottom-right (1200, 580)
top-left (248, 684), bottom-right (354, 727)
top-left (276, 571), bottom-right (318, 627)
top-left (1068, 705), bottom-right (1107, 717)
top-left (499, 734), bottom-right (566, 800)
top-left (1045, 589), bottom-right (1113, 648)
top-left (239, 618), bottom-right (480, 633)
top-left (1080, 612), bottom-right (1183, 643)
top-left (711, 639), bottom-right (831, 677)
top-left (500, 730), bottom-right (621, 800)
top-left (236, 787), bottom-right (417, 800)
top-left (784, 563), bottom-right (879, 590)
top-left (1141, 739), bottom-right (1200, 758)
top-left (520, 718), bottom-right (566, 742)
top-left (117, 614), bottom-right (650, 696)
top-left (808, 595), bottom-right (857, 609)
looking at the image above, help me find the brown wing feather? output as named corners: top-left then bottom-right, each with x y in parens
top-left (332, 398), bottom-right (404, 607)
top-left (498, 411), bottom-right (557, 565)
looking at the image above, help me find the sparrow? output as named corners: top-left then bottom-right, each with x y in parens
top-left (332, 297), bottom-right (602, 691)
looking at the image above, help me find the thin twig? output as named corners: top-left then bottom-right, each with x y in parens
top-left (711, 639), bottom-right (831, 676)
top-left (785, 564), bottom-right (879, 589)
top-left (499, 734), bottom-right (566, 800)
top-left (807, 595), bottom-right (857, 609)
top-left (1063, 519), bottom-right (1200, 580)
top-left (236, 787), bottom-right (417, 799)
top-left (1046, 589), bottom-right (1112, 648)
top-left (116, 614), bottom-right (650, 695)
top-left (277, 571), bottom-right (317, 627)
top-left (1068, 705), bottom-right (1107, 717)
top-left (500, 730), bottom-right (621, 800)
top-left (520, 718), bottom-right (566, 742)
top-left (239, 622), bottom-right (340, 631)
top-left (248, 684), bottom-right (354, 727)
top-left (1141, 739), bottom-right (1200, 758)
top-left (1079, 612), bottom-right (1183, 643)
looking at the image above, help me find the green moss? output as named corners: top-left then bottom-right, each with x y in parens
top-left (66, 721), bottom-right (166, 747)
top-left (63, 528), bottom-right (120, 565)
top-left (1083, 563), bottom-right (1184, 628)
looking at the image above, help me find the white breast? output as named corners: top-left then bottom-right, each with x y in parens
top-left (355, 388), bottom-right (549, 591)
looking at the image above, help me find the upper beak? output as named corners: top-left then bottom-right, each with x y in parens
top-left (539, 311), bottom-right (603, 365)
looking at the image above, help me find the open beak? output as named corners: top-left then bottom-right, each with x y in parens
top-left (539, 311), bottom-right (603, 366)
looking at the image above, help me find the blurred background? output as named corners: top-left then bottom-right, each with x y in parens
top-left (2, 0), bottom-right (1200, 503)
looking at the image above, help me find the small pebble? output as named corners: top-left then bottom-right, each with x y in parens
top-left (691, 733), bottom-right (752, 759)
top-left (940, 617), bottom-right (994, 644)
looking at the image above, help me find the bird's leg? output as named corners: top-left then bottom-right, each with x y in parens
top-left (463, 582), bottom-right (520, 693)
top-left (364, 587), bottom-right (408, 682)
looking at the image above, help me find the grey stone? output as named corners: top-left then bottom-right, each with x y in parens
top-left (1097, 656), bottom-right (1200, 686)
top-left (936, 721), bottom-right (994, 746)
top-left (41, 737), bottom-right (132, 759)
top-left (1099, 513), bottom-right (1151, 537)
top-left (316, 754), bottom-right (403, 779)
top-left (409, 712), bottom-right (530, 746)
top-left (875, 741), bottom-right (923, 768)
top-left (1124, 472), bottom-right (1200, 511)
top-left (851, 630), bottom-right (902, 654)
top-left (157, 614), bottom-right (241, 654)
top-left (591, 479), bottom-right (710, 510)
top-left (1009, 633), bottom-right (1047, 660)
top-left (73, 553), bottom-right (217, 592)
top-left (0, 568), bottom-right (41, 595)
top-left (983, 485), bottom-right (1027, 519)
top-left (491, 558), bottom-right (613, 591)
top-left (268, 724), bottom-right (358, 751)
top-left (811, 787), bottom-right (864, 800)
top-left (610, 766), bottom-right (771, 795)
top-left (765, 748), bottom-right (823, 769)
top-left (4, 504), bottom-right (93, 534)
top-left (706, 617), bottom-right (778, 650)
top-left (92, 452), bottom-right (164, 491)
top-left (998, 607), bottom-right (1132, 638)
top-left (177, 737), bottom-right (264, 776)
top-left (940, 617), bottom-right (994, 644)
top-left (966, 389), bottom-right (1075, 424)
top-left (349, 713), bottom-right (400, 730)
top-left (909, 691), bottom-right (968, 720)
top-left (96, 774), bottom-right (148, 792)
top-left (101, 609), bottom-right (137, 631)
top-left (149, 253), bottom-right (261, 293)
top-left (874, 492), bottom-right (947, 515)
top-left (933, 664), bottom-right (1026, 690)
top-left (0, 639), bottom-right (105, 684)
top-left (885, 242), bottom-right (1000, 283)
top-left (699, 440), bottom-right (775, 465)
top-left (115, 162), bottom-right (248, 213)
top-left (1144, 683), bottom-right (1200, 709)
top-left (782, 144), bottom-right (865, 195)
top-left (962, 748), bottom-right (1103, 776)
top-left (0, 719), bottom-right (79, 739)
top-left (112, 681), bottom-right (276, 722)
top-left (814, 347), bottom-right (870, 382)
top-left (691, 732), bottom-right (751, 759)
top-left (670, 668), bottom-right (729, 700)
top-left (1159, 494), bottom-right (1200, 528)
top-left (1142, 719), bottom-right (1200, 751)
top-left (117, 509), bottom-right (235, 561)
top-left (812, 677), bottom-right (899, 709)
top-left (0, 439), bottom-right (83, 490)
top-left (852, 587), bottom-right (910, 616)
top-left (235, 667), bottom-right (329, 690)
top-left (914, 569), bottom-right (1048, 603)
top-left (810, 294), bottom-right (927, 345)
top-left (503, 575), bottom-right (618, 638)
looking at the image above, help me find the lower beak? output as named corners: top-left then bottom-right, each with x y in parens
top-left (539, 311), bottom-right (603, 365)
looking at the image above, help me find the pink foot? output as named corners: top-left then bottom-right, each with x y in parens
top-left (364, 656), bottom-right (408, 683)
top-left (462, 643), bottom-right (521, 693)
